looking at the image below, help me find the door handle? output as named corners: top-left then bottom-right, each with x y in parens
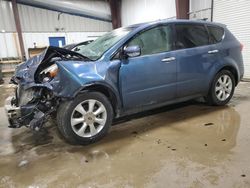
top-left (161, 57), bottom-right (176, 62)
top-left (208, 49), bottom-right (219, 54)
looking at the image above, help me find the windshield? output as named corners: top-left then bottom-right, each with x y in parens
top-left (78, 28), bottom-right (132, 60)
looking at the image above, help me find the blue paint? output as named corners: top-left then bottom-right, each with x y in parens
top-left (49, 37), bottom-right (65, 47)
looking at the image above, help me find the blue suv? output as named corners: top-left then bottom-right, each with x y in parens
top-left (5, 20), bottom-right (244, 145)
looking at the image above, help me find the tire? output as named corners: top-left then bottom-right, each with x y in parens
top-left (57, 92), bottom-right (113, 145)
top-left (206, 70), bottom-right (235, 106)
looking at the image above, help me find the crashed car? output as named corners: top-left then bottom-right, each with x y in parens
top-left (5, 20), bottom-right (244, 145)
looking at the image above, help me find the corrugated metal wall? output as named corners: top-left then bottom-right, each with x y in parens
top-left (213, 0), bottom-right (250, 78)
top-left (0, 0), bottom-right (19, 58)
top-left (0, 33), bottom-right (20, 58)
top-left (0, 0), bottom-right (16, 32)
top-left (121, 0), bottom-right (176, 26)
top-left (0, 0), bottom-right (112, 58)
top-left (18, 4), bottom-right (111, 32)
top-left (189, 0), bottom-right (212, 21)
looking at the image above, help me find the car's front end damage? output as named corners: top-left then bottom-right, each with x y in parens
top-left (5, 46), bottom-right (93, 131)
top-left (5, 84), bottom-right (57, 130)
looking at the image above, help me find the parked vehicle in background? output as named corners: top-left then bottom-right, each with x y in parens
top-left (63, 40), bottom-right (93, 51)
top-left (5, 20), bottom-right (244, 145)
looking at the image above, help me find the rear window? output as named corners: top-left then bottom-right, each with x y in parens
top-left (175, 24), bottom-right (209, 49)
top-left (208, 26), bottom-right (224, 44)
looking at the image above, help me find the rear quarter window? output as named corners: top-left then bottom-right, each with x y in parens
top-left (208, 26), bottom-right (224, 44)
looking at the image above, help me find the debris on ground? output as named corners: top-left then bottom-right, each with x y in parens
top-left (131, 131), bottom-right (138, 135)
top-left (18, 160), bottom-right (29, 167)
top-left (156, 139), bottom-right (161, 144)
top-left (204, 123), bottom-right (214, 126)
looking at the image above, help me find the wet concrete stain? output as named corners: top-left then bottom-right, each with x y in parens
top-left (0, 82), bottom-right (250, 187)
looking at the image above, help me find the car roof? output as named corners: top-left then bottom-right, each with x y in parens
top-left (125, 19), bottom-right (226, 31)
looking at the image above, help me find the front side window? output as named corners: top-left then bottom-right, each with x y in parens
top-left (127, 25), bottom-right (173, 56)
top-left (208, 26), bottom-right (224, 44)
top-left (175, 24), bottom-right (209, 49)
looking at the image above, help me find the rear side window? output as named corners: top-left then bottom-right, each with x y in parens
top-left (208, 26), bottom-right (224, 44)
top-left (175, 24), bottom-right (209, 49)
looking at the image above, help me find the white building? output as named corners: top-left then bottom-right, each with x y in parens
top-left (0, 0), bottom-right (112, 59)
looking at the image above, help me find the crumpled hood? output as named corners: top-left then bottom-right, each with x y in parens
top-left (12, 46), bottom-right (86, 84)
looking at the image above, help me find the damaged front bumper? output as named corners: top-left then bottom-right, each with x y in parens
top-left (5, 86), bottom-right (56, 131)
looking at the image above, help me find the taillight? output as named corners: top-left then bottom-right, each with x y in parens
top-left (240, 43), bottom-right (244, 51)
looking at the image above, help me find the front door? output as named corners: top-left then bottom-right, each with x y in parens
top-left (119, 25), bottom-right (177, 110)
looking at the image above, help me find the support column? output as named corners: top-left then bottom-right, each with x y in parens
top-left (11, 0), bottom-right (26, 60)
top-left (175, 0), bottom-right (189, 19)
top-left (109, 0), bottom-right (121, 29)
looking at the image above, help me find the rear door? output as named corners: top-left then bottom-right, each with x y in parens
top-left (174, 23), bottom-right (218, 98)
top-left (119, 24), bottom-right (177, 110)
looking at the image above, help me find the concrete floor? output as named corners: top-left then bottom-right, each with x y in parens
top-left (0, 82), bottom-right (250, 188)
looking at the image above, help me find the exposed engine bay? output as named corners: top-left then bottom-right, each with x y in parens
top-left (6, 46), bottom-right (88, 131)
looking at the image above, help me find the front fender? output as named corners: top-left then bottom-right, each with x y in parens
top-left (50, 60), bottom-right (121, 102)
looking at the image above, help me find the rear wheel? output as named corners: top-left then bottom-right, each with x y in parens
top-left (57, 92), bottom-right (113, 145)
top-left (206, 70), bottom-right (235, 106)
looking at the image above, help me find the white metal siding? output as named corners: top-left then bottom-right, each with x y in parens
top-left (0, 1), bottom-right (112, 58)
top-left (0, 32), bottom-right (107, 58)
top-left (18, 4), bottom-right (112, 32)
top-left (0, 0), bottom-right (112, 32)
top-left (190, 0), bottom-right (212, 11)
top-left (121, 0), bottom-right (176, 26)
top-left (0, 0), bottom-right (16, 32)
top-left (214, 0), bottom-right (250, 78)
top-left (0, 33), bottom-right (20, 58)
top-left (22, 32), bottom-right (106, 57)
top-left (189, 0), bottom-right (212, 21)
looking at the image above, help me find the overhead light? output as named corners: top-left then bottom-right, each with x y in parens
top-left (1, 29), bottom-right (5, 33)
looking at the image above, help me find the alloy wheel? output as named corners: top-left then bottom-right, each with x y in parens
top-left (215, 74), bottom-right (233, 101)
top-left (71, 99), bottom-right (107, 138)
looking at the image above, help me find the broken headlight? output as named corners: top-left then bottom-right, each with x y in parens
top-left (19, 89), bottom-right (35, 106)
top-left (40, 64), bottom-right (58, 82)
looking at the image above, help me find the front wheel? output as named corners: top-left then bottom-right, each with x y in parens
top-left (57, 92), bottom-right (113, 145)
top-left (206, 70), bottom-right (235, 106)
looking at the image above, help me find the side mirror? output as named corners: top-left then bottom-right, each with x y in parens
top-left (124, 45), bottom-right (141, 58)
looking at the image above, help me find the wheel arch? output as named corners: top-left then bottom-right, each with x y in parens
top-left (74, 83), bottom-right (122, 118)
top-left (217, 65), bottom-right (239, 85)
top-left (207, 64), bottom-right (239, 96)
